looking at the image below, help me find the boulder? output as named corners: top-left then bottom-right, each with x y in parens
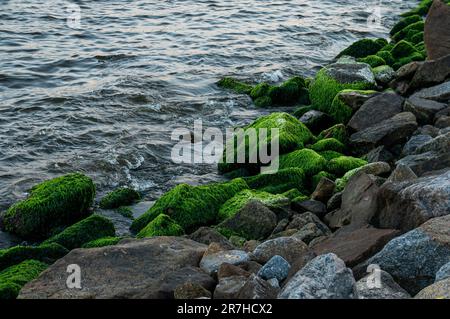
top-left (335, 90), bottom-right (379, 111)
top-left (327, 192), bottom-right (343, 212)
top-left (279, 253), bottom-right (356, 299)
top-left (311, 177), bottom-right (335, 203)
top-left (350, 112), bottom-right (418, 154)
top-left (366, 215), bottom-right (450, 294)
top-left (299, 110), bottom-right (333, 134)
top-left (18, 237), bottom-right (207, 299)
top-left (348, 92), bottom-right (404, 132)
top-left (373, 65), bottom-right (396, 85)
top-left (366, 146), bottom-right (394, 164)
top-left (415, 277), bottom-right (450, 299)
top-left (287, 212), bottom-right (331, 237)
top-left (401, 134), bottom-right (433, 156)
top-left (200, 250), bottom-right (250, 276)
top-left (387, 164), bottom-right (418, 183)
top-left (355, 270), bottom-right (410, 299)
top-left (435, 261), bottom-right (450, 282)
top-left (293, 222), bottom-right (329, 245)
top-left (410, 54), bottom-right (450, 90)
top-left (188, 227), bottom-right (234, 249)
top-left (374, 169), bottom-right (450, 231)
top-left (414, 124), bottom-right (440, 137)
top-left (236, 274), bottom-right (279, 299)
top-left (291, 199), bottom-right (327, 218)
top-left (396, 151), bottom-right (450, 176)
top-left (257, 255), bottom-right (291, 282)
top-left (424, 0), bottom-right (450, 60)
top-left (217, 263), bottom-right (251, 280)
top-left (214, 276), bottom-right (247, 299)
top-left (411, 81), bottom-right (450, 103)
top-left (404, 96), bottom-right (447, 124)
top-left (252, 237), bottom-right (310, 264)
top-left (174, 282), bottom-right (212, 299)
top-left (436, 115), bottom-right (450, 128)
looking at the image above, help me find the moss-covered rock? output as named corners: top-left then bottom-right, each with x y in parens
top-left (279, 149), bottom-right (327, 176)
top-left (310, 138), bottom-right (345, 153)
top-left (391, 40), bottom-right (418, 59)
top-left (293, 105), bottom-right (313, 118)
top-left (312, 171), bottom-right (336, 191)
top-left (281, 188), bottom-right (303, 200)
top-left (250, 82), bottom-right (271, 100)
top-left (408, 31), bottom-right (424, 45)
top-left (137, 214), bottom-right (184, 238)
top-left (0, 260), bottom-right (47, 300)
top-left (268, 76), bottom-right (308, 106)
top-left (217, 77), bottom-right (253, 94)
top-left (358, 55), bottom-right (386, 68)
top-left (376, 51), bottom-right (395, 66)
top-left (318, 150), bottom-right (344, 161)
top-left (318, 124), bottom-right (348, 144)
top-left (336, 39), bottom-right (385, 59)
top-left (326, 156), bottom-right (368, 176)
top-left (392, 21), bottom-right (424, 43)
top-left (217, 189), bottom-right (288, 222)
top-left (82, 236), bottom-right (122, 248)
top-left (390, 14), bottom-right (422, 36)
top-left (2, 173), bottom-right (95, 240)
top-left (0, 243), bottom-right (68, 272)
top-left (43, 214), bottom-right (116, 250)
top-left (244, 168), bottom-right (306, 194)
top-left (130, 178), bottom-right (248, 234)
top-left (254, 96), bottom-right (273, 107)
top-left (99, 187), bottom-right (140, 209)
top-left (328, 93), bottom-right (354, 124)
top-left (392, 51), bottom-right (425, 70)
top-left (117, 206), bottom-right (134, 219)
top-left (401, 0), bottom-right (433, 17)
top-left (218, 112), bottom-right (314, 174)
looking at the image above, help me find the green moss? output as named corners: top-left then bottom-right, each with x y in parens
top-left (376, 51), bottom-right (395, 66)
top-left (392, 51), bottom-right (425, 70)
top-left (2, 173), bottom-right (95, 240)
top-left (293, 105), bottom-right (313, 118)
top-left (390, 14), bottom-right (422, 36)
top-left (406, 30), bottom-right (424, 45)
top-left (137, 214), bottom-right (184, 238)
top-left (281, 188), bottom-right (303, 200)
top-left (217, 189), bottom-right (288, 221)
top-left (401, 0), bottom-right (433, 17)
top-left (279, 149), bottom-right (327, 176)
top-left (130, 178), bottom-right (248, 234)
top-left (292, 194), bottom-right (310, 203)
top-left (326, 156), bottom-right (368, 176)
top-left (335, 167), bottom-right (362, 192)
top-left (373, 65), bottom-right (394, 78)
top-left (391, 40), bottom-right (418, 59)
top-left (117, 206), bottom-right (134, 219)
top-left (318, 124), bottom-right (348, 144)
top-left (0, 243), bottom-right (68, 272)
top-left (328, 93), bottom-right (354, 124)
top-left (0, 260), bottom-right (47, 300)
top-left (268, 77), bottom-right (308, 106)
top-left (250, 82), bottom-right (271, 100)
top-left (99, 187), bottom-right (140, 209)
top-left (254, 96), bottom-right (273, 107)
top-left (82, 236), bottom-right (122, 248)
top-left (244, 168), bottom-right (306, 194)
top-left (217, 77), bottom-right (253, 94)
top-left (358, 55), bottom-right (386, 68)
top-left (319, 150), bottom-right (344, 161)
top-left (310, 138), bottom-right (345, 153)
top-left (336, 39), bottom-right (384, 59)
top-left (229, 236), bottom-right (247, 247)
top-left (312, 171), bottom-right (336, 191)
top-left (392, 21), bottom-right (424, 43)
top-left (43, 214), bottom-right (116, 250)
top-left (218, 112), bottom-right (314, 174)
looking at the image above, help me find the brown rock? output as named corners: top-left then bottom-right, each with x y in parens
top-left (285, 251), bottom-right (317, 284)
top-left (236, 274), bottom-right (279, 299)
top-left (410, 54), bottom-right (450, 90)
top-left (188, 227), bottom-right (234, 249)
top-left (311, 177), bottom-right (336, 203)
top-left (252, 237), bottom-right (310, 264)
top-left (217, 263), bottom-right (251, 280)
top-left (174, 282), bottom-right (212, 299)
top-left (424, 0), bottom-right (450, 60)
top-left (214, 276), bottom-right (247, 299)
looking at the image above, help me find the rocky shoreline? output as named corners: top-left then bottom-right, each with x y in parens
top-left (1, 0), bottom-right (450, 299)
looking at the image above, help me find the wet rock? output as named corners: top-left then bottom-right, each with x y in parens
top-left (415, 278), bottom-right (450, 299)
top-left (299, 110), bottom-right (333, 134)
top-left (200, 250), bottom-right (250, 276)
top-left (336, 90), bottom-right (379, 111)
top-left (293, 222), bottom-right (329, 245)
top-left (174, 282), bottom-right (212, 299)
top-left (424, 0), bottom-right (450, 60)
top-left (292, 199), bottom-right (327, 218)
top-left (374, 65), bottom-right (396, 85)
top-left (374, 169), bottom-right (450, 231)
top-left (366, 215), bottom-right (450, 294)
top-left (366, 146), bottom-right (394, 164)
top-left (404, 96), bottom-right (447, 124)
top-left (252, 237), bottom-right (310, 264)
top-left (311, 177), bottom-right (336, 203)
top-left (312, 227), bottom-right (399, 267)
top-left (401, 134), bottom-right (433, 156)
top-left (350, 112), bottom-right (418, 154)
top-left (188, 227), bottom-right (234, 249)
top-left (325, 59), bottom-right (376, 85)
top-left (387, 164), bottom-right (418, 183)
top-left (435, 262), bottom-right (450, 282)
top-left (411, 81), bottom-right (450, 103)
top-left (396, 151), bottom-right (450, 176)
top-left (18, 237), bottom-right (207, 299)
top-left (413, 124), bottom-right (440, 138)
top-left (237, 274), bottom-right (279, 299)
top-left (414, 132), bottom-right (450, 154)
top-left (435, 115), bottom-right (450, 128)
top-left (257, 255), bottom-right (291, 282)
top-left (214, 276), bottom-right (247, 299)
top-left (217, 263), bottom-right (251, 280)
top-left (327, 192), bottom-right (343, 211)
top-left (271, 219), bottom-right (289, 236)
top-left (279, 253), bottom-right (355, 299)
top-left (287, 212), bottom-right (331, 237)
top-left (355, 270), bottom-right (410, 299)
top-left (390, 62), bottom-right (423, 95)
top-left (348, 92), bottom-right (404, 132)
top-left (410, 54), bottom-right (450, 90)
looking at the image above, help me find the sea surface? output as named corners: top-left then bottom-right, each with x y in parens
top-left (0, 0), bottom-right (417, 213)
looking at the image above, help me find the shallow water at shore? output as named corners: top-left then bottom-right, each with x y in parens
top-left (0, 0), bottom-right (417, 213)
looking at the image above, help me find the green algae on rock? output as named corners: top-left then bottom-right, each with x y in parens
top-left (244, 167), bottom-right (306, 194)
top-left (392, 21), bottom-right (424, 43)
top-left (390, 14), bottom-right (422, 36)
top-left (336, 39), bottom-right (385, 59)
top-left (0, 260), bottom-right (47, 300)
top-left (217, 77), bottom-right (253, 94)
top-left (2, 173), bottom-right (95, 240)
top-left (137, 214), bottom-right (184, 238)
top-left (318, 150), bottom-right (344, 161)
top-left (310, 138), bottom-right (346, 153)
top-left (130, 178), bottom-right (248, 234)
top-left (82, 236), bottom-right (123, 248)
top-left (376, 51), bottom-right (395, 66)
top-left (43, 214), bottom-right (116, 250)
top-left (326, 156), bottom-right (368, 177)
top-left (99, 187), bottom-right (140, 209)
top-left (279, 149), bottom-right (327, 177)
top-left (317, 124), bottom-right (348, 144)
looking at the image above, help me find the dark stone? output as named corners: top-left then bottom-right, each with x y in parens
top-left (311, 177), bottom-right (336, 203)
top-left (424, 0), bottom-right (450, 60)
top-left (291, 199), bottom-right (327, 219)
top-left (327, 192), bottom-right (343, 211)
top-left (188, 227), bottom-right (234, 249)
top-left (401, 134), bottom-right (433, 156)
top-left (299, 110), bottom-right (333, 134)
top-left (411, 81), bottom-right (450, 103)
top-left (366, 146), bottom-right (394, 164)
top-left (410, 54), bottom-right (450, 90)
top-left (252, 237), bottom-right (310, 264)
top-left (404, 96), bottom-right (447, 124)
top-left (236, 274), bottom-right (279, 299)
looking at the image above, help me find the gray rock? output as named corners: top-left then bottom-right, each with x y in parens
top-left (350, 112), bottom-right (418, 154)
top-left (366, 215), bottom-right (450, 294)
top-left (287, 212), bottom-right (331, 238)
top-left (410, 54), bottom-right (450, 91)
top-left (435, 115), bottom-right (450, 128)
top-left (414, 132), bottom-right (450, 154)
top-left (236, 274), bottom-right (279, 299)
top-left (355, 270), bottom-right (410, 299)
top-left (252, 237), bottom-right (310, 264)
top-left (348, 92), bottom-right (404, 132)
top-left (279, 253), bottom-right (356, 299)
top-left (200, 250), bottom-right (250, 276)
top-left (415, 277), bottom-right (450, 299)
top-left (413, 125), bottom-right (440, 138)
top-left (374, 169), bottom-right (450, 231)
top-left (336, 90), bottom-right (379, 111)
top-left (396, 151), bottom-right (450, 176)
top-left (366, 146), bottom-right (394, 163)
top-left (214, 276), bottom-right (247, 299)
top-left (293, 222), bottom-right (329, 245)
top-left (374, 65), bottom-right (396, 85)
top-left (292, 199), bottom-right (327, 218)
top-left (424, 0), bottom-right (450, 60)
top-left (299, 110), bottom-right (332, 133)
top-left (174, 282), bottom-right (212, 299)
top-left (257, 255), bottom-right (291, 282)
top-left (435, 262), bottom-right (450, 283)
top-left (387, 164), bottom-right (418, 183)
top-left (324, 60), bottom-right (376, 86)
top-left (411, 81), bottom-right (450, 103)
top-left (267, 278), bottom-right (280, 288)
top-left (404, 96), bottom-right (447, 124)
top-left (402, 134), bottom-right (433, 156)
top-left (327, 192), bottom-right (343, 212)
top-left (271, 218), bottom-right (289, 236)
top-left (188, 227), bottom-right (234, 249)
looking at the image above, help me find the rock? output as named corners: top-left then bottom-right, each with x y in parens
top-left (203, 242), bottom-right (230, 257)
top-left (410, 54), bottom-right (450, 90)
top-left (348, 92), bottom-right (404, 132)
top-left (325, 172), bottom-right (381, 230)
top-left (327, 192), bottom-right (343, 211)
top-left (411, 81), bottom-right (450, 103)
top-left (252, 237), bottom-right (310, 264)
top-left (242, 240), bottom-right (260, 253)
top-left (436, 115), bottom-right (450, 128)
top-left (424, 0), bottom-right (450, 60)
top-left (404, 96), bottom-right (447, 124)
top-left (299, 110), bottom-right (333, 134)
top-left (366, 146), bottom-right (394, 163)
top-left (238, 261), bottom-right (263, 274)
top-left (285, 251), bottom-right (317, 283)
top-left (414, 124), bottom-right (440, 137)
top-left (436, 262), bottom-right (450, 282)
top-left (287, 212), bottom-right (331, 237)
top-left (311, 177), bottom-right (335, 203)
top-left (312, 227), bottom-right (399, 267)
top-left (373, 65), bottom-right (396, 85)
top-left (271, 219), bottom-right (289, 236)
top-left (366, 215), bottom-right (450, 294)
top-left (350, 112), bottom-right (418, 154)
top-left (267, 278), bottom-right (280, 288)
top-left (293, 222), bottom-right (329, 245)
top-left (257, 255), bottom-right (291, 282)
top-left (415, 277), bottom-right (450, 299)
top-left (390, 62), bottom-right (423, 95)
top-left (335, 161), bottom-right (391, 193)
top-left (18, 237), bottom-right (208, 299)
top-left (188, 227), bottom-right (234, 249)
top-left (414, 132), bottom-right (450, 154)
top-left (279, 253), bottom-right (356, 299)
top-left (355, 270), bottom-right (410, 299)
top-left (174, 282), bottom-right (212, 299)
top-left (214, 276), bottom-right (248, 299)
top-left (217, 263), bottom-right (251, 280)
top-left (268, 229), bottom-right (298, 239)
top-left (236, 274), bottom-right (279, 299)
top-left (375, 169), bottom-right (450, 231)
top-left (200, 250), bottom-right (250, 276)
top-left (401, 134), bottom-right (433, 156)
top-left (397, 141), bottom-right (450, 176)
top-left (335, 90), bottom-right (379, 111)
top-left (291, 199), bottom-right (327, 218)
top-left (387, 164), bottom-right (418, 183)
